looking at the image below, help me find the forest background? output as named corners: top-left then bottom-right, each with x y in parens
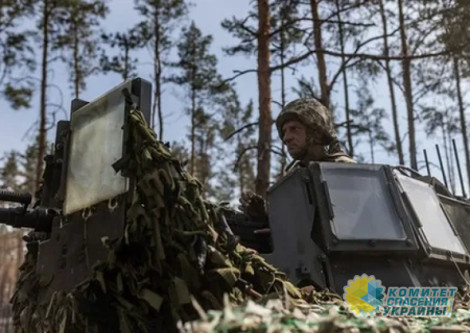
top-left (1, 0), bottom-right (470, 325)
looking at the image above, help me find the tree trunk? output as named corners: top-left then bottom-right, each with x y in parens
top-left (447, 128), bottom-right (455, 193)
top-left (189, 45), bottom-right (197, 177)
top-left (190, 87), bottom-right (196, 176)
top-left (152, 5), bottom-right (163, 139)
top-left (73, 16), bottom-right (80, 99)
top-left (310, 0), bottom-right (329, 109)
top-left (442, 124), bottom-right (454, 193)
top-left (453, 57), bottom-right (470, 193)
top-left (35, 0), bottom-right (49, 193)
top-left (398, 0), bottom-right (417, 170)
top-left (255, 0), bottom-right (272, 197)
top-left (123, 36), bottom-right (129, 80)
top-left (237, 139), bottom-right (245, 194)
top-left (335, 0), bottom-right (353, 156)
top-left (379, 0), bottom-right (404, 165)
top-left (369, 131), bottom-right (375, 164)
top-left (279, 6), bottom-right (286, 176)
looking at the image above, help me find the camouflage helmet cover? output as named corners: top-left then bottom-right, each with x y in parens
top-left (276, 98), bottom-right (337, 145)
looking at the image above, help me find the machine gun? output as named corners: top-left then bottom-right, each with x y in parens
top-left (0, 190), bottom-right (55, 231)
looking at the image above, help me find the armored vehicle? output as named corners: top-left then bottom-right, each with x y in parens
top-left (230, 162), bottom-right (470, 293)
top-left (1, 77), bottom-right (470, 330)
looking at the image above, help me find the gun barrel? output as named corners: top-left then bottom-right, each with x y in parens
top-left (0, 191), bottom-right (32, 206)
top-left (0, 207), bottom-right (54, 231)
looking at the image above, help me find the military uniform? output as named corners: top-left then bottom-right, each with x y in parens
top-left (276, 98), bottom-right (356, 165)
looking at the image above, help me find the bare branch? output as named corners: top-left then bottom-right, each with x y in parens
top-left (328, 27), bottom-right (401, 90)
top-left (329, 57), bottom-right (365, 93)
top-left (225, 122), bottom-right (259, 141)
top-left (334, 120), bottom-right (354, 128)
top-left (233, 145), bottom-right (258, 171)
top-left (375, 60), bottom-right (405, 95)
top-left (297, 78), bottom-right (318, 99)
top-left (293, 16), bottom-right (375, 28)
top-left (221, 69), bottom-right (258, 84)
top-left (239, 20), bottom-right (258, 38)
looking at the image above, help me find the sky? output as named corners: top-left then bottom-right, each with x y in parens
top-left (0, 0), bottom-right (258, 156)
top-left (0, 0), bottom-right (468, 195)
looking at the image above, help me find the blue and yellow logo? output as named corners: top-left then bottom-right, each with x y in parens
top-left (343, 274), bottom-right (384, 316)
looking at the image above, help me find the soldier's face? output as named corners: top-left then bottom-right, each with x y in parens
top-left (282, 120), bottom-right (308, 159)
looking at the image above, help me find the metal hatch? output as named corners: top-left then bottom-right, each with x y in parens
top-left (395, 172), bottom-right (469, 262)
top-left (311, 163), bottom-right (418, 253)
top-left (264, 167), bottom-right (328, 289)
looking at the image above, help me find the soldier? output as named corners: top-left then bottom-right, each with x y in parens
top-left (276, 97), bottom-right (355, 166)
top-left (239, 98), bottom-right (354, 221)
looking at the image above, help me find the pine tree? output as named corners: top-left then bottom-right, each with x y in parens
top-left (0, 140), bottom-right (39, 195)
top-left (378, 0), bottom-right (404, 165)
top-left (134, 0), bottom-right (187, 138)
top-left (100, 27), bottom-right (146, 80)
top-left (215, 88), bottom-right (256, 201)
top-left (19, 141), bottom-right (40, 194)
top-left (351, 84), bottom-right (392, 164)
top-left (0, 151), bottom-right (20, 191)
top-left (398, 0), bottom-right (417, 170)
top-left (222, 0), bottom-right (304, 182)
top-left (308, 1), bottom-right (384, 157)
top-left (309, 0), bottom-right (329, 109)
top-left (256, 0), bottom-right (271, 197)
top-left (422, 105), bottom-right (459, 191)
top-left (34, 0), bottom-right (71, 192)
top-left (0, 0), bottom-right (35, 109)
top-left (167, 22), bottom-right (225, 195)
top-left (440, 0), bottom-right (470, 191)
top-left (53, 0), bottom-right (108, 99)
top-left (195, 109), bottom-right (217, 197)
top-left (271, 0), bottom-right (304, 173)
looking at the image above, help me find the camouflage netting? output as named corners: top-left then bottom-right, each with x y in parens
top-left (181, 289), bottom-right (470, 332)
top-left (10, 104), bottom-right (302, 332)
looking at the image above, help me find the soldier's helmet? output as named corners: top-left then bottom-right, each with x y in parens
top-left (276, 98), bottom-right (337, 146)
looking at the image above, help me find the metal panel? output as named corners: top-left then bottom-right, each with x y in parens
top-left (37, 199), bottom-right (126, 304)
top-left (396, 173), bottom-right (467, 256)
top-left (64, 81), bottom-right (132, 215)
top-left (440, 195), bottom-right (470, 253)
top-left (264, 168), bottom-right (327, 289)
top-left (310, 163), bottom-right (418, 253)
top-left (329, 256), bottom-right (419, 293)
top-left (321, 165), bottom-right (406, 240)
